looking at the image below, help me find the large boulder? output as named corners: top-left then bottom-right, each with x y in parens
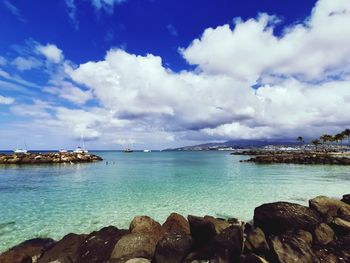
top-left (309, 196), bottom-right (350, 218)
top-left (162, 213), bottom-right (190, 235)
top-left (130, 216), bottom-right (164, 238)
top-left (110, 232), bottom-right (158, 261)
top-left (270, 235), bottom-right (320, 263)
top-left (244, 225), bottom-right (269, 255)
top-left (313, 223), bottom-right (334, 246)
top-left (38, 233), bottom-right (86, 263)
top-left (341, 194), bottom-right (350, 205)
top-left (338, 205), bottom-right (350, 221)
top-left (0, 238), bottom-right (55, 263)
top-left (213, 225), bottom-right (244, 262)
top-left (76, 226), bottom-right (128, 263)
top-left (254, 202), bottom-right (321, 235)
top-left (330, 217), bottom-right (350, 234)
top-left (154, 232), bottom-right (193, 263)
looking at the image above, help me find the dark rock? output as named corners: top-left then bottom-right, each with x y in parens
top-left (254, 202), bottom-right (321, 235)
top-left (154, 232), bottom-right (193, 263)
top-left (203, 216), bottom-right (231, 235)
top-left (270, 235), bottom-right (320, 263)
top-left (110, 232), bottom-right (158, 261)
top-left (314, 249), bottom-right (338, 263)
top-left (341, 194), bottom-right (350, 205)
top-left (38, 233), bottom-right (86, 263)
top-left (213, 225), bottom-right (244, 262)
top-left (162, 213), bottom-right (190, 235)
top-left (244, 226), bottom-right (269, 255)
top-left (338, 205), bottom-right (350, 221)
top-left (309, 196), bottom-right (350, 218)
top-left (295, 229), bottom-right (313, 245)
top-left (187, 215), bottom-right (217, 247)
top-left (0, 238), bottom-right (55, 263)
top-left (76, 226), bottom-right (128, 263)
top-left (330, 217), bottom-right (350, 234)
top-left (314, 223), bottom-right (334, 246)
top-left (241, 254), bottom-right (269, 263)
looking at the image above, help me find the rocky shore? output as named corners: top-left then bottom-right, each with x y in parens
top-left (232, 150), bottom-right (350, 165)
top-left (1, 194), bottom-right (350, 263)
top-left (0, 152), bottom-right (103, 165)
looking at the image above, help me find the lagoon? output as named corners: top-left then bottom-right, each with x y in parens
top-left (0, 151), bottom-right (349, 252)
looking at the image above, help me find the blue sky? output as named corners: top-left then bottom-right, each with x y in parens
top-left (1, 0), bottom-right (350, 150)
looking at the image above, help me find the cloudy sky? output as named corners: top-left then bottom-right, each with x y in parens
top-left (0, 0), bottom-right (350, 150)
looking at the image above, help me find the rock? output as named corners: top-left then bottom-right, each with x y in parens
top-left (154, 232), bottom-right (193, 263)
top-left (0, 238), bottom-right (55, 263)
top-left (213, 225), bottom-right (244, 262)
top-left (125, 259), bottom-right (151, 263)
top-left (162, 213), bottom-right (190, 235)
top-left (338, 205), bottom-right (350, 221)
top-left (76, 226), bottom-right (128, 263)
top-left (187, 215), bottom-right (217, 247)
top-left (130, 216), bottom-right (164, 239)
top-left (314, 223), bottom-right (334, 246)
top-left (309, 196), bottom-right (350, 218)
top-left (38, 233), bottom-right (86, 263)
top-left (330, 217), bottom-right (350, 234)
top-left (314, 249), bottom-right (338, 263)
top-left (295, 229), bottom-right (313, 245)
top-left (241, 254), bottom-right (269, 263)
top-left (244, 226), bottom-right (269, 255)
top-left (254, 202), bottom-right (321, 235)
top-left (270, 235), bottom-right (319, 263)
top-left (203, 216), bottom-right (231, 234)
top-left (110, 232), bottom-right (158, 261)
top-left (341, 194), bottom-right (350, 205)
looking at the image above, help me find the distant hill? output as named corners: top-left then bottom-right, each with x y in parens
top-left (164, 139), bottom-right (300, 151)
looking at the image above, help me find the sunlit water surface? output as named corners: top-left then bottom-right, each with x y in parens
top-left (0, 151), bottom-right (349, 252)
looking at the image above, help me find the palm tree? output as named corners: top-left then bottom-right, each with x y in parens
top-left (296, 136), bottom-right (304, 146)
top-left (342, 129), bottom-right (350, 145)
top-left (335, 133), bottom-right (345, 146)
top-left (311, 139), bottom-right (321, 151)
top-left (320, 134), bottom-right (332, 149)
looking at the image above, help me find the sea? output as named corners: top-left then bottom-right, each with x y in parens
top-left (0, 151), bottom-right (349, 252)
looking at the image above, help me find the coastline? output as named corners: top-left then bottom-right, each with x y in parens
top-left (1, 194), bottom-right (350, 263)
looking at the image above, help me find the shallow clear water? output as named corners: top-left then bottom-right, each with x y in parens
top-left (0, 151), bottom-right (349, 252)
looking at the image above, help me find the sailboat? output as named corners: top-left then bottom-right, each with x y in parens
top-left (14, 141), bottom-right (28, 154)
top-left (74, 136), bottom-right (88, 154)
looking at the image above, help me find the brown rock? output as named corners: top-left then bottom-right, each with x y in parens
top-left (241, 254), bottom-right (269, 263)
top-left (295, 229), bottom-right (313, 245)
top-left (187, 215), bottom-right (217, 247)
top-left (244, 226), bottom-right (269, 255)
top-left (162, 213), bottom-right (190, 235)
top-left (331, 217), bottom-right (350, 234)
top-left (130, 216), bottom-right (164, 239)
top-left (309, 196), bottom-right (350, 218)
top-left (203, 216), bottom-right (231, 235)
top-left (254, 202), bottom-right (321, 235)
top-left (314, 223), bottom-right (334, 246)
top-left (0, 238), bottom-right (55, 263)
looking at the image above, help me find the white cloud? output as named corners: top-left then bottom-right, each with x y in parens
top-left (0, 95), bottom-right (14, 105)
top-left (0, 56), bottom-right (6, 66)
top-left (90, 0), bottom-right (126, 13)
top-left (2, 0), bottom-right (25, 22)
top-left (36, 44), bottom-right (64, 63)
top-left (64, 0), bottom-right (78, 30)
top-left (12, 56), bottom-right (42, 71)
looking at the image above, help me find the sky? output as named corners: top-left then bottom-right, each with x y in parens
top-left (0, 0), bottom-right (350, 150)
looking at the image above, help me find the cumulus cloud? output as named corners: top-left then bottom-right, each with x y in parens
top-left (0, 95), bottom-right (14, 105)
top-left (36, 44), bottom-right (64, 63)
top-left (12, 56), bottom-right (42, 71)
top-left (5, 0), bottom-right (350, 148)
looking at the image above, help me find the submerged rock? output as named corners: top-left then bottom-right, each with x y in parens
top-left (0, 238), bottom-right (55, 263)
top-left (254, 202), bottom-right (321, 235)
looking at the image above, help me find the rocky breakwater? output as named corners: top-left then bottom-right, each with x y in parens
top-left (1, 194), bottom-right (350, 263)
top-left (0, 152), bottom-right (103, 165)
top-left (242, 152), bottom-right (350, 165)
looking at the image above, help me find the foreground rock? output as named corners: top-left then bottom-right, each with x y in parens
top-left (0, 152), bottom-right (103, 165)
top-left (2, 194), bottom-right (350, 263)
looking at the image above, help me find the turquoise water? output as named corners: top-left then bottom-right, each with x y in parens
top-left (0, 151), bottom-right (349, 252)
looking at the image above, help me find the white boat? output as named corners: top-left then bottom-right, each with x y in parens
top-left (59, 149), bottom-right (68, 153)
top-left (14, 149), bottom-right (28, 154)
top-left (73, 146), bottom-right (88, 154)
top-left (143, 149), bottom-right (151, 152)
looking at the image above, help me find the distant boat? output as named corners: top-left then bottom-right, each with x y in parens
top-left (59, 149), bottom-right (68, 153)
top-left (143, 149), bottom-right (151, 153)
top-left (74, 136), bottom-right (88, 153)
top-left (14, 149), bottom-right (28, 154)
top-left (123, 148), bottom-right (133, 153)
